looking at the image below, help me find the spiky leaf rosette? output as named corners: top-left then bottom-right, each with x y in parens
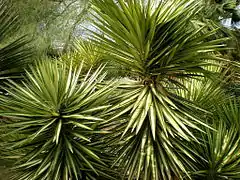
top-left (190, 99), bottom-right (240, 179)
top-left (90, 0), bottom-right (229, 179)
top-left (90, 0), bottom-right (228, 79)
top-left (0, 61), bottom-right (116, 180)
top-left (101, 80), bottom-right (210, 179)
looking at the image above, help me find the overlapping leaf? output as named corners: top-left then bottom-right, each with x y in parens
top-left (90, 0), bottom-right (230, 179)
top-left (90, 0), bottom-right (228, 79)
top-left (190, 99), bottom-right (240, 179)
top-left (0, 0), bottom-right (32, 85)
top-left (101, 79), bottom-right (211, 179)
top-left (0, 61), bottom-right (117, 180)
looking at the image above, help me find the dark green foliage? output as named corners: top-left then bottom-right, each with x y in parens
top-left (190, 99), bottom-right (240, 179)
top-left (0, 0), bottom-right (32, 85)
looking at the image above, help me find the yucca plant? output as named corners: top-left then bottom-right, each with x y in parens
top-left (0, 0), bottom-right (32, 85)
top-left (90, 0), bottom-right (230, 179)
top-left (0, 1), bottom-right (32, 175)
top-left (190, 99), bottom-right (240, 179)
top-left (0, 61), bottom-right (117, 180)
top-left (173, 64), bottom-right (240, 179)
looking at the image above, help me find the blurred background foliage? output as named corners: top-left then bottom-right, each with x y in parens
top-left (10, 0), bottom-right (90, 57)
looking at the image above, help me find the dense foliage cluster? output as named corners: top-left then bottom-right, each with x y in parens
top-left (1, 0), bottom-right (240, 180)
